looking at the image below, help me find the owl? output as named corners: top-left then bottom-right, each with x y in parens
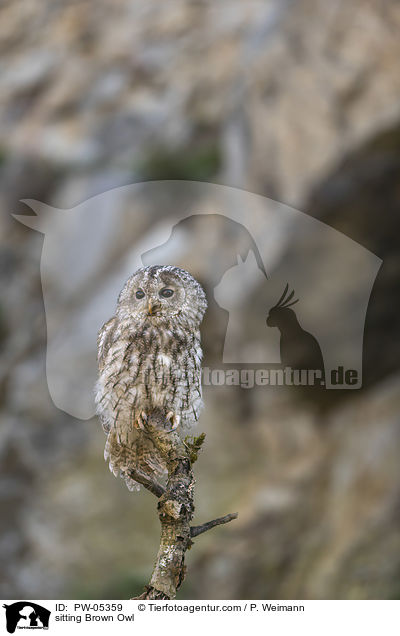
top-left (95, 265), bottom-right (207, 491)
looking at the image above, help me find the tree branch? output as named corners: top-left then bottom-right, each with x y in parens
top-left (190, 513), bottom-right (238, 538)
top-left (125, 467), bottom-right (165, 498)
top-left (132, 409), bottom-right (238, 599)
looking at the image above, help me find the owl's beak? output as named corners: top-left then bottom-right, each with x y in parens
top-left (148, 300), bottom-right (161, 315)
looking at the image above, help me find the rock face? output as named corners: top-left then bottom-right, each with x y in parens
top-left (0, 0), bottom-right (399, 599)
top-left (188, 375), bottom-right (400, 600)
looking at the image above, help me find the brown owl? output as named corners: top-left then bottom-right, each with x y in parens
top-left (95, 265), bottom-right (207, 490)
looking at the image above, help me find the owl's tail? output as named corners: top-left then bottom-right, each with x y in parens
top-left (104, 426), bottom-right (166, 492)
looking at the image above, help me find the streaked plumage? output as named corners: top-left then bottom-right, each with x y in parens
top-left (95, 265), bottom-right (207, 490)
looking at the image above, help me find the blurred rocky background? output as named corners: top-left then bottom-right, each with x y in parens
top-left (1, 0), bottom-right (400, 600)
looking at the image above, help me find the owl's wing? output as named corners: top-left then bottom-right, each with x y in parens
top-left (97, 316), bottom-right (118, 373)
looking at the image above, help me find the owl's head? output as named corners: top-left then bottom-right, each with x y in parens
top-left (116, 265), bottom-right (207, 327)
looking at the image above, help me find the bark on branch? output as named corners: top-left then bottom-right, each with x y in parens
top-left (190, 513), bottom-right (238, 538)
top-left (132, 409), bottom-right (237, 600)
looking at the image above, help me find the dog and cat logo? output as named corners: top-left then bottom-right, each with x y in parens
top-left (13, 181), bottom-right (382, 415)
top-left (2, 603), bottom-right (51, 633)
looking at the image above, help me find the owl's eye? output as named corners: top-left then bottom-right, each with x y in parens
top-left (159, 288), bottom-right (174, 298)
top-left (135, 290), bottom-right (145, 299)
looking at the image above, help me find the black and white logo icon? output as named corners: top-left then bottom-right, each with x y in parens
top-left (2, 602), bottom-right (51, 633)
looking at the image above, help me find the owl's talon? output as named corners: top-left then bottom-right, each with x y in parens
top-left (136, 412), bottom-right (148, 430)
top-left (166, 411), bottom-right (180, 431)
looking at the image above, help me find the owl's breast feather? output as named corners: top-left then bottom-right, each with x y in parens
top-left (157, 354), bottom-right (172, 367)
